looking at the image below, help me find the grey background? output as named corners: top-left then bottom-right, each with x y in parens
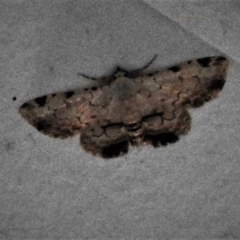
top-left (1, 0), bottom-right (240, 239)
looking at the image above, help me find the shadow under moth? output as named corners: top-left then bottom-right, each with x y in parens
top-left (19, 56), bottom-right (229, 158)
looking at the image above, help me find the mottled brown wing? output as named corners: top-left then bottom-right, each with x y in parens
top-left (80, 123), bottom-right (129, 158)
top-left (19, 87), bottom-right (105, 138)
top-left (78, 56), bottom-right (229, 158)
top-left (19, 56), bottom-right (229, 158)
top-left (150, 56), bottom-right (229, 107)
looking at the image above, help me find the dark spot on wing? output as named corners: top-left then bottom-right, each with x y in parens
top-left (181, 98), bottom-right (191, 105)
top-left (33, 119), bottom-right (72, 138)
top-left (208, 79), bottom-right (225, 91)
top-left (12, 96), bottom-right (17, 101)
top-left (102, 141), bottom-right (129, 158)
top-left (52, 93), bottom-right (56, 97)
top-left (199, 93), bottom-right (211, 103)
top-left (65, 91), bottom-right (75, 98)
top-left (197, 57), bottom-right (211, 67)
top-left (216, 56), bottom-right (226, 62)
top-left (168, 66), bottom-right (181, 72)
top-left (34, 96), bottom-right (47, 107)
top-left (191, 97), bottom-right (205, 107)
top-left (91, 87), bottom-right (97, 91)
top-left (34, 119), bottom-right (52, 132)
top-left (53, 127), bottom-right (73, 138)
top-left (144, 132), bottom-right (179, 147)
top-left (35, 96), bottom-right (47, 107)
top-left (146, 73), bottom-right (154, 77)
top-left (20, 102), bottom-right (31, 109)
top-left (187, 61), bottom-right (192, 64)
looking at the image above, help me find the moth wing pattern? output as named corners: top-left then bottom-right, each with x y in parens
top-left (19, 56), bottom-right (229, 158)
top-left (152, 56), bottom-right (229, 107)
top-left (19, 87), bottom-right (105, 138)
top-left (123, 56), bottom-right (229, 109)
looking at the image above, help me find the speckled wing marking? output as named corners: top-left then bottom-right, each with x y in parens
top-left (19, 56), bottom-right (229, 158)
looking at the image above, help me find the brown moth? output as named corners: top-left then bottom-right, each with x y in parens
top-left (19, 56), bottom-right (229, 158)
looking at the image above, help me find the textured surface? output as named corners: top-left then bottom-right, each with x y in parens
top-left (1, 0), bottom-right (240, 239)
top-left (19, 56), bottom-right (229, 158)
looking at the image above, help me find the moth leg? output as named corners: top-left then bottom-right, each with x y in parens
top-left (143, 107), bottom-right (191, 147)
top-left (80, 124), bottom-right (129, 158)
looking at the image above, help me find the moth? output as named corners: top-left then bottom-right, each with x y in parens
top-left (19, 56), bottom-right (229, 158)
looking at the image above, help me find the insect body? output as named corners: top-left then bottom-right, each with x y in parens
top-left (19, 56), bottom-right (229, 158)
